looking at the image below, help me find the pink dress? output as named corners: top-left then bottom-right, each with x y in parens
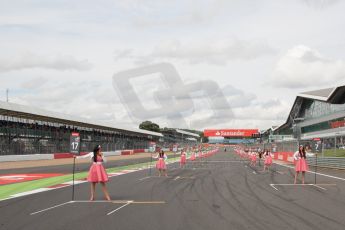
top-left (87, 155), bottom-right (109, 183)
top-left (156, 158), bottom-right (167, 170)
top-left (180, 153), bottom-right (186, 165)
top-left (190, 153), bottom-right (196, 161)
top-left (251, 154), bottom-right (257, 163)
top-left (295, 158), bottom-right (308, 172)
top-left (264, 154), bottom-right (272, 166)
top-left (198, 152), bottom-right (201, 158)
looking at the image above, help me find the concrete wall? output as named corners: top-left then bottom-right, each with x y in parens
top-left (0, 154), bottom-right (54, 162)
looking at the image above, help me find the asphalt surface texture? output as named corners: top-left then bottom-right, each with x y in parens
top-left (1, 148), bottom-right (345, 230)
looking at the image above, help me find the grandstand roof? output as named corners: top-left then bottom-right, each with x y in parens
top-left (186, 137), bottom-right (197, 141)
top-left (0, 101), bottom-right (163, 137)
top-left (175, 129), bottom-right (200, 138)
top-left (299, 87), bottom-right (334, 100)
top-left (298, 85), bottom-right (345, 104)
top-left (274, 85), bottom-right (345, 133)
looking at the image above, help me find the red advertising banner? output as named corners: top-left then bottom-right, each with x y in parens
top-left (330, 120), bottom-right (345, 129)
top-left (204, 129), bottom-right (259, 137)
top-left (0, 174), bottom-right (64, 185)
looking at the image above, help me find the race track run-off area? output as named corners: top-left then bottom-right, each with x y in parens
top-left (1, 148), bottom-right (345, 230)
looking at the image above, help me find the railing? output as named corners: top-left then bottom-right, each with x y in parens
top-left (307, 156), bottom-right (345, 170)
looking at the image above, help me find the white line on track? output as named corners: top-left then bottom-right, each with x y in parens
top-left (271, 184), bottom-right (337, 186)
top-left (274, 162), bottom-right (345, 181)
top-left (30, 201), bottom-right (73, 215)
top-left (107, 201), bottom-right (133, 216)
top-left (73, 200), bottom-right (165, 204)
top-left (11, 188), bottom-right (53, 197)
top-left (313, 184), bottom-right (327, 190)
top-left (270, 183), bottom-right (336, 191)
top-left (188, 160), bottom-right (243, 163)
top-left (73, 200), bottom-right (131, 203)
top-left (270, 184), bottom-right (278, 191)
top-left (63, 180), bottom-right (86, 185)
top-left (139, 176), bottom-right (151, 181)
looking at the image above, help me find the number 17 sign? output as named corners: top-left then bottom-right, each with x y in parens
top-left (70, 132), bottom-right (81, 155)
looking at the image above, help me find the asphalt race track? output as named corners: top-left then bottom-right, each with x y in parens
top-left (1, 149), bottom-right (345, 230)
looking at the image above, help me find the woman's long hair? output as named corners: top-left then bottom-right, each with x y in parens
top-left (298, 146), bottom-right (306, 159)
top-left (93, 145), bottom-right (101, 162)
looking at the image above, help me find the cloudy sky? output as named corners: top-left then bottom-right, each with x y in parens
top-left (1, 0), bottom-right (345, 131)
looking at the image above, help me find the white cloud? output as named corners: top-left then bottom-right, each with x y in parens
top-left (20, 77), bottom-right (49, 90)
top-left (0, 52), bottom-right (93, 72)
top-left (301, 0), bottom-right (340, 9)
top-left (123, 0), bottom-right (261, 28)
top-left (182, 97), bottom-right (289, 130)
top-left (227, 99), bottom-right (290, 129)
top-left (270, 45), bottom-right (345, 88)
top-left (10, 80), bottom-right (120, 123)
top-left (1, 0), bottom-right (345, 132)
top-left (114, 39), bottom-right (275, 66)
top-left (222, 85), bottom-right (256, 108)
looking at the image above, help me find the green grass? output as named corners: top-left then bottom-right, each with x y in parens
top-left (0, 156), bottom-right (179, 200)
top-left (322, 149), bottom-right (345, 157)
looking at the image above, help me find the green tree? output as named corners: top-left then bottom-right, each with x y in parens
top-left (139, 121), bottom-right (160, 132)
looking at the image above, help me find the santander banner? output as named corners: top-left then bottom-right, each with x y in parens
top-left (204, 129), bottom-right (259, 137)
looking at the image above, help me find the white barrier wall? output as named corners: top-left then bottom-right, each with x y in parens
top-left (0, 154), bottom-right (54, 162)
top-left (103, 151), bottom-right (122, 157)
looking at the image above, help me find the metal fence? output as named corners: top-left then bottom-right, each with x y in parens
top-left (243, 140), bottom-right (345, 169)
top-left (307, 156), bottom-right (345, 169)
top-left (243, 141), bottom-right (299, 153)
top-left (244, 140), bottom-right (323, 154)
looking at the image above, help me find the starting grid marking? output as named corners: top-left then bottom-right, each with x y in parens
top-left (274, 161), bottom-right (345, 181)
top-left (30, 200), bottom-right (166, 216)
top-left (270, 184), bottom-right (337, 191)
top-left (187, 160), bottom-right (244, 163)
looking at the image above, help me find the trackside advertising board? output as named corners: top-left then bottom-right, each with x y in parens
top-left (70, 132), bottom-right (81, 155)
top-left (204, 129), bottom-right (259, 137)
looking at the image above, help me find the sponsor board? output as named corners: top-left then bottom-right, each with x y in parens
top-left (204, 129), bottom-right (258, 137)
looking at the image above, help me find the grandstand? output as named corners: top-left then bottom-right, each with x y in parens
top-left (0, 101), bottom-right (163, 155)
top-left (273, 86), bottom-right (345, 149)
top-left (160, 128), bottom-right (200, 147)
